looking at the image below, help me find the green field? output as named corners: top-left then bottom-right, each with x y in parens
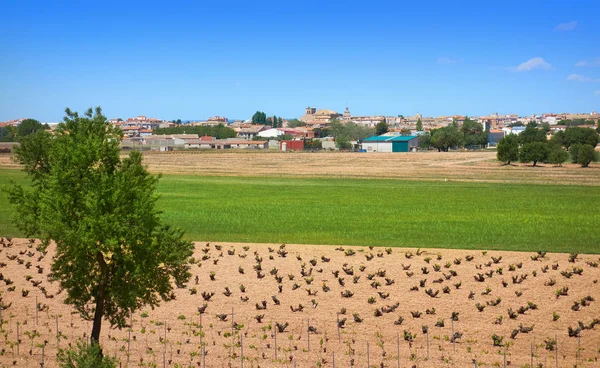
top-left (1, 168), bottom-right (598, 253)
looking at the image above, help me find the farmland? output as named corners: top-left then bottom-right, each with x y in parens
top-left (0, 238), bottom-right (599, 367)
top-left (0, 167), bottom-right (599, 253)
top-left (0, 150), bottom-right (599, 367)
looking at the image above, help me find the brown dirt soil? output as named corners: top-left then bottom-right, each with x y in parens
top-left (133, 151), bottom-right (600, 185)
top-left (0, 238), bottom-right (599, 367)
top-left (2, 151), bottom-right (599, 185)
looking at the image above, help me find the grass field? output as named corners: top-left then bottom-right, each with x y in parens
top-left (1, 168), bottom-right (598, 253)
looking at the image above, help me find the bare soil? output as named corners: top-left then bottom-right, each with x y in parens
top-left (2, 151), bottom-right (599, 185)
top-left (133, 151), bottom-right (600, 185)
top-left (1, 238), bottom-right (599, 367)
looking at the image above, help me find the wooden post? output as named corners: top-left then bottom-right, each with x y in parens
top-left (240, 334), bottom-right (243, 368)
top-left (16, 322), bottom-right (20, 355)
top-left (307, 318), bottom-right (310, 352)
top-left (426, 329), bottom-right (429, 360)
top-left (530, 341), bottom-right (533, 368)
top-left (397, 332), bottom-right (400, 368)
top-left (367, 341), bottom-right (370, 368)
top-left (555, 335), bottom-right (558, 368)
top-left (473, 359), bottom-right (477, 368)
top-left (577, 333), bottom-right (580, 366)
top-left (332, 352), bottom-right (335, 368)
top-left (336, 313), bottom-right (340, 343)
top-left (451, 319), bottom-right (455, 352)
top-left (56, 315), bottom-right (59, 348)
top-left (199, 313), bottom-right (203, 348)
top-left (163, 321), bottom-right (167, 368)
top-left (127, 310), bottom-right (132, 365)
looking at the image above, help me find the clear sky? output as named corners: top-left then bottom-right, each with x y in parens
top-left (1, 0), bottom-right (599, 122)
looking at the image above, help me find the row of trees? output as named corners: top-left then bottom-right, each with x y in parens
top-left (153, 124), bottom-right (237, 139)
top-left (251, 111), bottom-right (284, 128)
top-left (497, 125), bottom-right (599, 167)
top-left (0, 118), bottom-right (50, 142)
top-left (328, 119), bottom-right (374, 149)
top-left (418, 117), bottom-right (488, 151)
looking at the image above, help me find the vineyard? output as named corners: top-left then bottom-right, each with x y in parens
top-left (0, 238), bottom-right (599, 367)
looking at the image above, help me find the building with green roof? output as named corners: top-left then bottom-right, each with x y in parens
top-left (361, 135), bottom-right (419, 152)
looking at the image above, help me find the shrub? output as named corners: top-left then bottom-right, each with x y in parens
top-left (57, 341), bottom-right (117, 368)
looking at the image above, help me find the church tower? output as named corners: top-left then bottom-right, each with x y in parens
top-left (343, 106), bottom-right (351, 120)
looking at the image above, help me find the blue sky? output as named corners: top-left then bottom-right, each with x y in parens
top-left (1, 0), bottom-right (599, 121)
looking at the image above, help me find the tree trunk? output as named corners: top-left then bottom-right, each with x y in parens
top-left (91, 282), bottom-right (105, 344)
top-left (91, 252), bottom-right (108, 346)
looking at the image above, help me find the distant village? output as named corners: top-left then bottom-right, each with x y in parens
top-left (2, 106), bottom-right (599, 152)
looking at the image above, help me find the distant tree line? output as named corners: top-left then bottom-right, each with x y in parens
top-left (153, 124), bottom-right (237, 139)
top-left (497, 123), bottom-right (599, 167)
top-left (0, 119), bottom-right (50, 142)
top-left (419, 117), bottom-right (488, 151)
top-left (557, 118), bottom-right (597, 127)
top-left (251, 111), bottom-right (284, 128)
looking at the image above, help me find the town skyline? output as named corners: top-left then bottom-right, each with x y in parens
top-left (1, 1), bottom-right (599, 121)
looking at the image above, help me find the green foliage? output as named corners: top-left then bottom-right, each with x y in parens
top-left (519, 142), bottom-right (550, 166)
top-left (0, 126), bottom-right (17, 142)
top-left (519, 123), bottom-right (547, 145)
top-left (153, 124), bottom-right (236, 139)
top-left (565, 127), bottom-right (599, 149)
top-left (547, 144), bottom-right (569, 166)
top-left (461, 117), bottom-right (487, 147)
top-left (327, 119), bottom-right (373, 142)
top-left (287, 119), bottom-right (306, 128)
top-left (557, 118), bottom-right (596, 127)
top-left (17, 119), bottom-right (49, 139)
top-left (303, 139), bottom-right (322, 150)
top-left (335, 136), bottom-right (352, 150)
top-left (430, 126), bottom-right (463, 152)
top-left (375, 120), bottom-right (389, 135)
top-left (6, 107), bottom-right (194, 343)
top-left (416, 118), bottom-right (423, 132)
top-left (574, 144), bottom-right (596, 167)
top-left (418, 133), bottom-right (431, 149)
top-left (496, 134), bottom-right (519, 164)
top-left (251, 111), bottom-right (267, 125)
top-left (57, 340), bottom-right (117, 368)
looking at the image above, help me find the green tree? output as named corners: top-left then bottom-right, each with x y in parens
top-left (154, 125), bottom-right (236, 139)
top-left (575, 144), bottom-right (596, 167)
top-left (564, 127), bottom-right (599, 149)
top-left (375, 119), bottom-right (389, 135)
top-left (496, 134), bottom-right (519, 165)
top-left (251, 111), bottom-right (267, 125)
top-left (547, 144), bottom-right (569, 167)
top-left (287, 119), bottom-right (306, 128)
top-left (0, 126), bottom-right (17, 142)
top-left (335, 135), bottom-right (352, 150)
top-left (7, 107), bottom-right (194, 345)
top-left (17, 118), bottom-right (48, 138)
top-left (519, 123), bottom-right (547, 144)
top-left (418, 132), bottom-right (431, 149)
top-left (461, 117), bottom-right (488, 147)
top-left (416, 118), bottom-right (423, 131)
top-left (519, 141), bottom-right (550, 166)
top-left (431, 126), bottom-right (463, 152)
